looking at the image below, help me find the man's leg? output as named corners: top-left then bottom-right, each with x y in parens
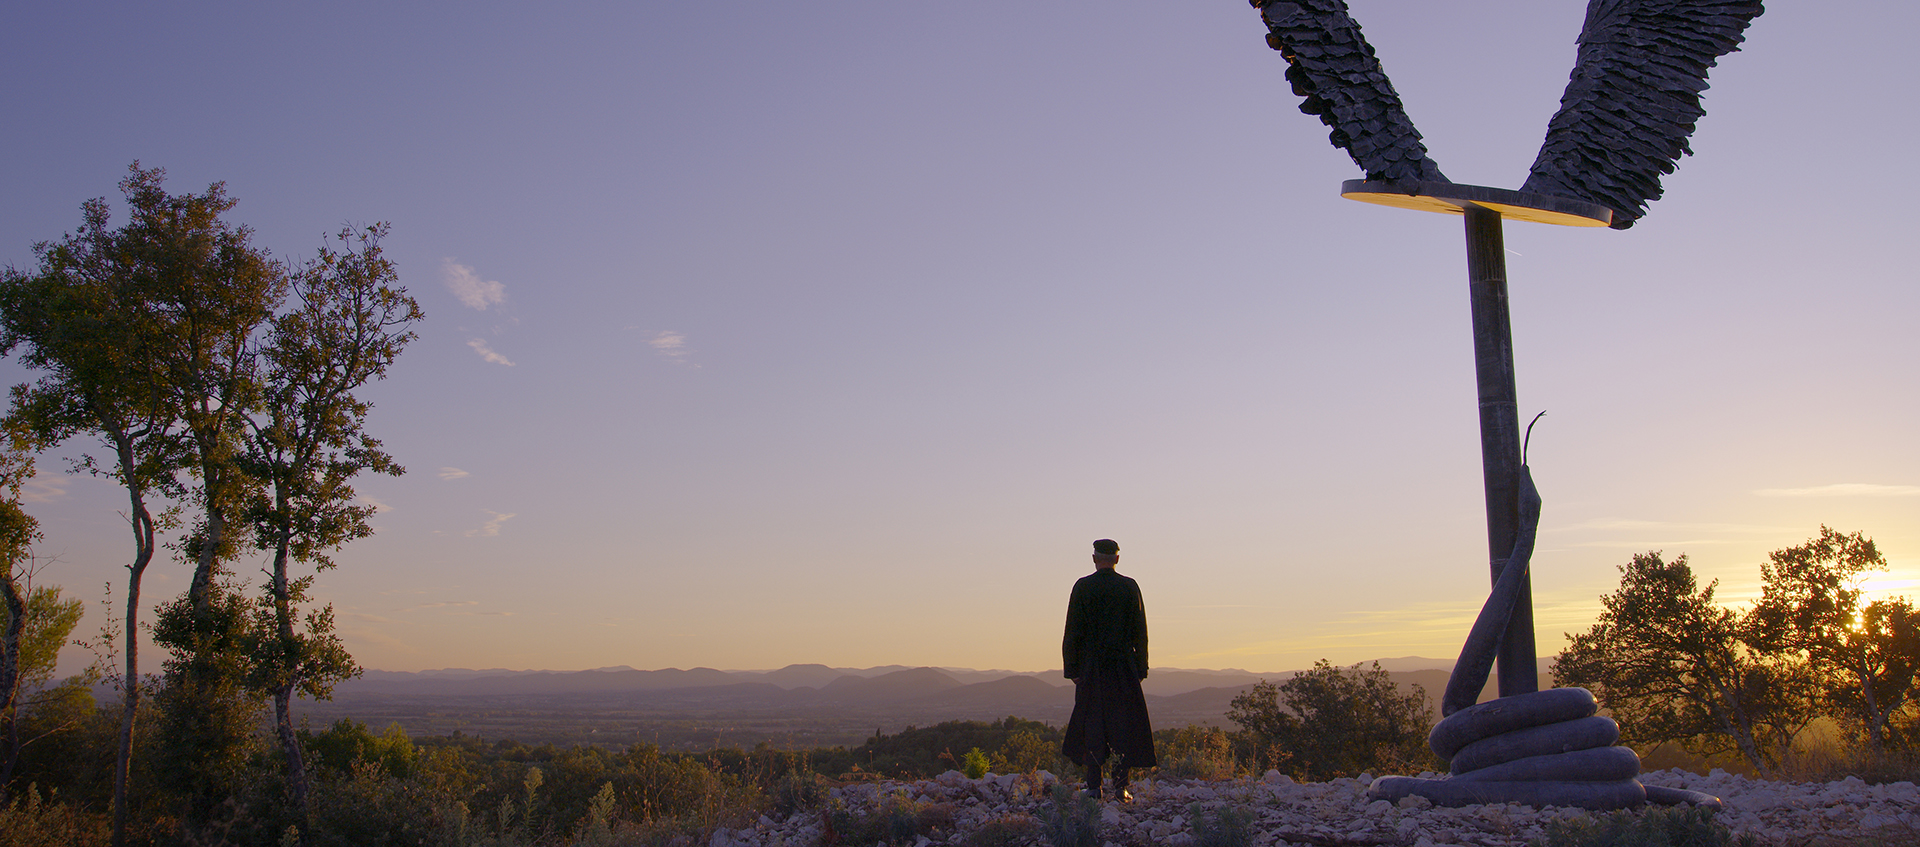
top-left (1109, 757), bottom-right (1132, 803)
top-left (1083, 750), bottom-right (1105, 797)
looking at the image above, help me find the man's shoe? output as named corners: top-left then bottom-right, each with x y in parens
top-left (1115, 787), bottom-right (1134, 804)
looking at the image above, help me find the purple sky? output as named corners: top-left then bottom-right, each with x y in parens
top-left (4, 2), bottom-right (1915, 676)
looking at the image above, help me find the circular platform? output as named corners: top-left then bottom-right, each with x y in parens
top-left (1340, 180), bottom-right (1613, 227)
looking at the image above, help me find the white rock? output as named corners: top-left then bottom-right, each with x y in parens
top-left (1263, 770), bottom-right (1292, 785)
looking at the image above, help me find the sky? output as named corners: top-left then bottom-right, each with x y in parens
top-left (3, 2), bottom-right (1916, 678)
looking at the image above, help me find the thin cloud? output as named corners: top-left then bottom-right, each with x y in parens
top-left (19, 477), bottom-right (66, 503)
top-left (650, 330), bottom-right (694, 364)
top-left (467, 510), bottom-right (516, 538)
top-left (1570, 539), bottom-right (1739, 549)
top-left (410, 600), bottom-right (480, 610)
top-left (359, 495), bottom-right (393, 513)
top-left (439, 468), bottom-right (470, 481)
top-left (442, 259), bottom-right (506, 311)
top-left (1547, 519), bottom-right (1796, 535)
top-left (467, 338), bottom-right (515, 366)
top-left (1754, 483), bottom-right (1920, 498)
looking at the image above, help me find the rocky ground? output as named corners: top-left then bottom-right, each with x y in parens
top-left (710, 768), bottom-right (1920, 846)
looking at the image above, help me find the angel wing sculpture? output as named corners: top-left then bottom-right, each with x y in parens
top-left (1247, 0), bottom-right (1766, 809)
top-left (1256, 0), bottom-right (1765, 228)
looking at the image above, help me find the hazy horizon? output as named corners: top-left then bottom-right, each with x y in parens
top-left (6, 2), bottom-right (1915, 678)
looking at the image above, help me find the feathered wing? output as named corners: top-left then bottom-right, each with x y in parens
top-left (1255, 1), bottom-right (1446, 184)
top-left (1521, 0), bottom-right (1765, 229)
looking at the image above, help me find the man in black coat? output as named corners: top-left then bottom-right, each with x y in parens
top-left (1061, 538), bottom-right (1156, 800)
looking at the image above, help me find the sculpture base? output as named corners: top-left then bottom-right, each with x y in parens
top-left (1341, 180), bottom-right (1613, 228)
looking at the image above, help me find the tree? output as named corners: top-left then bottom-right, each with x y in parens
top-left (1749, 527), bottom-right (1917, 753)
top-left (0, 164), bottom-right (207, 846)
top-left (0, 580), bottom-right (90, 790)
top-left (3, 166), bottom-right (419, 839)
top-left (1226, 660), bottom-right (1433, 780)
top-left (240, 223), bottom-right (420, 825)
top-left (1555, 552), bottom-right (1819, 774)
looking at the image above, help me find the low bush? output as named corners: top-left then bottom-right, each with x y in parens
top-left (1534, 806), bottom-right (1756, 847)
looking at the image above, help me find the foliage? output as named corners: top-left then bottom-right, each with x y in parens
top-left (1038, 783), bottom-right (1100, 847)
top-left (1226, 659), bottom-right (1434, 780)
top-left (961, 747), bottom-right (991, 779)
top-left (1190, 801), bottom-right (1256, 847)
top-left (0, 784), bottom-right (108, 847)
top-left (0, 584), bottom-right (91, 788)
top-left (1154, 725), bottom-right (1239, 780)
top-left (1533, 805), bottom-right (1754, 847)
top-left (2, 166), bottom-right (423, 839)
top-left (1749, 527), bottom-right (1919, 754)
top-left (823, 717), bottom-right (1062, 780)
top-left (303, 719), bottom-right (421, 780)
top-left (0, 587), bottom-right (82, 696)
top-left (770, 770), bottom-right (827, 815)
top-left (147, 583), bottom-right (269, 829)
top-left (1556, 552), bottom-right (1819, 775)
top-left (993, 727), bottom-right (1069, 776)
top-left (962, 812), bottom-right (1041, 847)
top-left (823, 791), bottom-right (954, 847)
top-left (0, 163), bottom-right (281, 843)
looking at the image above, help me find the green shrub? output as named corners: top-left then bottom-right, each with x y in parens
top-left (962, 747), bottom-right (991, 779)
top-left (772, 770), bottom-right (827, 815)
top-left (995, 729), bottom-right (1068, 776)
top-left (1191, 802), bottom-right (1256, 847)
top-left (1227, 660), bottom-right (1436, 781)
top-left (964, 813), bottom-right (1041, 847)
top-left (1534, 805), bottom-right (1756, 847)
top-left (1156, 726), bottom-right (1240, 780)
top-left (822, 791), bottom-right (953, 846)
top-left (0, 785), bottom-right (108, 847)
top-left (1039, 783), bottom-right (1100, 847)
top-left (572, 782), bottom-right (617, 847)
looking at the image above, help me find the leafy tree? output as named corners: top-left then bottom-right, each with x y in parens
top-left (1555, 552), bottom-right (1819, 774)
top-left (0, 584), bottom-right (88, 790)
top-left (0, 164), bottom-right (208, 845)
top-left (0, 439), bottom-right (41, 792)
top-left (240, 223), bottom-right (419, 825)
top-left (148, 583), bottom-right (267, 831)
top-left (0, 441), bottom-right (90, 791)
top-left (1846, 598), bottom-right (1920, 750)
top-left (1, 165), bottom-right (418, 843)
top-left (1749, 527), bottom-right (1917, 753)
top-left (1226, 659), bottom-right (1433, 780)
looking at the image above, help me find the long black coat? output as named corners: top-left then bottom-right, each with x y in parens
top-left (1060, 568), bottom-right (1156, 766)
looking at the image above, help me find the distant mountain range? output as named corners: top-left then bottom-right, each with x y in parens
top-left (334, 656), bottom-right (1556, 716)
top-left (295, 657), bottom-right (1558, 749)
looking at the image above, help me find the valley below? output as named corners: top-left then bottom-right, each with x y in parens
top-left (290, 658), bottom-right (1543, 751)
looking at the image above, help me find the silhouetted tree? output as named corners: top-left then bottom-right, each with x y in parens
top-left (240, 223), bottom-right (420, 826)
top-left (1556, 552), bottom-right (1819, 774)
top-left (1750, 527), bottom-right (1918, 753)
top-left (1226, 660), bottom-right (1432, 780)
top-left (0, 164), bottom-right (220, 846)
